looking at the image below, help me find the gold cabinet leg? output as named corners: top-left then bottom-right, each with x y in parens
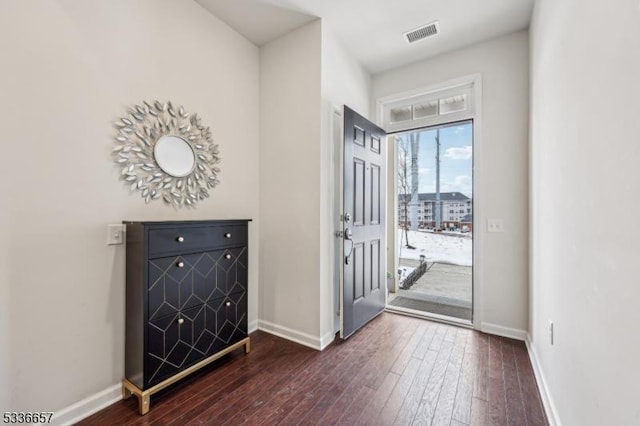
top-left (123, 338), bottom-right (250, 415)
top-left (138, 393), bottom-right (150, 415)
top-left (122, 382), bottom-right (133, 400)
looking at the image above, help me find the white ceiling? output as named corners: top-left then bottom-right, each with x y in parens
top-left (195, 0), bottom-right (316, 46)
top-left (196, 0), bottom-right (534, 74)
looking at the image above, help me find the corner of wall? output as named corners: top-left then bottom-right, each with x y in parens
top-left (258, 320), bottom-right (324, 351)
top-left (480, 323), bottom-right (527, 341)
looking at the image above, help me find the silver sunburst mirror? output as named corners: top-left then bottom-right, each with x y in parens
top-left (112, 100), bottom-right (220, 208)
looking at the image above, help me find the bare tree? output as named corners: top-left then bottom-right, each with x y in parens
top-left (397, 136), bottom-right (414, 248)
top-left (409, 132), bottom-right (421, 231)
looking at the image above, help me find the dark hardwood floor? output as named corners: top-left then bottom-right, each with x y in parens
top-left (78, 313), bottom-right (548, 425)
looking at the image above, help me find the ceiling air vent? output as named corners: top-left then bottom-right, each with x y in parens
top-left (404, 21), bottom-right (439, 44)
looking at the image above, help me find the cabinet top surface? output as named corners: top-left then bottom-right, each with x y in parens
top-left (123, 219), bottom-right (252, 226)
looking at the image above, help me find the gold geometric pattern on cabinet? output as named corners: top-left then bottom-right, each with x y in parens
top-left (147, 247), bottom-right (247, 320)
top-left (145, 247), bottom-right (248, 386)
top-left (145, 292), bottom-right (247, 385)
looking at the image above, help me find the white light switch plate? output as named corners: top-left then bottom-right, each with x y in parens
top-left (487, 219), bottom-right (504, 233)
top-left (107, 224), bottom-right (125, 245)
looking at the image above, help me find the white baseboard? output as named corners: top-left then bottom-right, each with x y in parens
top-left (319, 330), bottom-right (337, 350)
top-left (248, 319), bottom-right (258, 333)
top-left (44, 383), bottom-right (121, 426)
top-left (480, 322), bottom-right (527, 341)
top-left (46, 321), bottom-right (259, 425)
top-left (257, 320), bottom-right (323, 350)
top-left (525, 334), bottom-right (561, 426)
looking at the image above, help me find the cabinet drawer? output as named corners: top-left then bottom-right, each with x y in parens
top-left (146, 305), bottom-right (207, 387)
top-left (148, 225), bottom-right (247, 257)
top-left (145, 292), bottom-right (247, 386)
top-left (147, 248), bottom-right (248, 320)
top-left (204, 291), bottom-right (248, 352)
top-left (147, 252), bottom-right (216, 320)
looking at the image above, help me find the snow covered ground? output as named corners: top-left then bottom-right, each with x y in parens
top-left (397, 229), bottom-right (472, 266)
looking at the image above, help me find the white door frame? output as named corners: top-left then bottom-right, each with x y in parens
top-left (376, 74), bottom-right (484, 330)
top-left (331, 105), bottom-right (344, 335)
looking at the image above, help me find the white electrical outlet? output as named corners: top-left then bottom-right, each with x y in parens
top-left (107, 224), bottom-right (125, 245)
top-left (549, 320), bottom-right (554, 345)
top-left (487, 219), bottom-right (504, 233)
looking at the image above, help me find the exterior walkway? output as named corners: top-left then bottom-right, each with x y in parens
top-left (390, 258), bottom-right (472, 321)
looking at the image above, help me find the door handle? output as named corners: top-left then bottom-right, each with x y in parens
top-left (344, 228), bottom-right (354, 265)
top-left (335, 227), bottom-right (353, 240)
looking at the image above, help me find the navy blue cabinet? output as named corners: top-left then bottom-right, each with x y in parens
top-left (122, 220), bottom-right (250, 414)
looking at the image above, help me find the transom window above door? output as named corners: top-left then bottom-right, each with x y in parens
top-left (378, 77), bottom-right (478, 133)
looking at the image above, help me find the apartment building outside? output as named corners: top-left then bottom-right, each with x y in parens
top-left (398, 191), bottom-right (472, 230)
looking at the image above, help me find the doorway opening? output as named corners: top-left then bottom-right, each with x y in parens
top-left (387, 120), bottom-right (473, 323)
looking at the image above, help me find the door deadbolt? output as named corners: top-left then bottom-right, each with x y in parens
top-left (344, 212), bottom-right (352, 223)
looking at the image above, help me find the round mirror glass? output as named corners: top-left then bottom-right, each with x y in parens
top-left (153, 135), bottom-right (196, 177)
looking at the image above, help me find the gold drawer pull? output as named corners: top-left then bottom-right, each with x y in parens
top-left (177, 261), bottom-right (185, 268)
top-left (224, 232), bottom-right (232, 239)
top-left (177, 236), bottom-right (185, 243)
top-left (177, 318), bottom-right (184, 325)
top-left (225, 301), bottom-right (231, 307)
top-left (225, 254), bottom-right (232, 259)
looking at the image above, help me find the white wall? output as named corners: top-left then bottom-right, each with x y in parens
top-left (0, 208), bottom-right (9, 411)
top-left (259, 21), bottom-right (371, 349)
top-left (259, 21), bottom-right (323, 345)
top-left (319, 27), bottom-right (372, 342)
top-left (529, 1), bottom-right (640, 424)
top-left (0, 0), bottom-right (260, 414)
top-left (373, 31), bottom-right (530, 335)
top-left (0, 146), bottom-right (8, 410)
